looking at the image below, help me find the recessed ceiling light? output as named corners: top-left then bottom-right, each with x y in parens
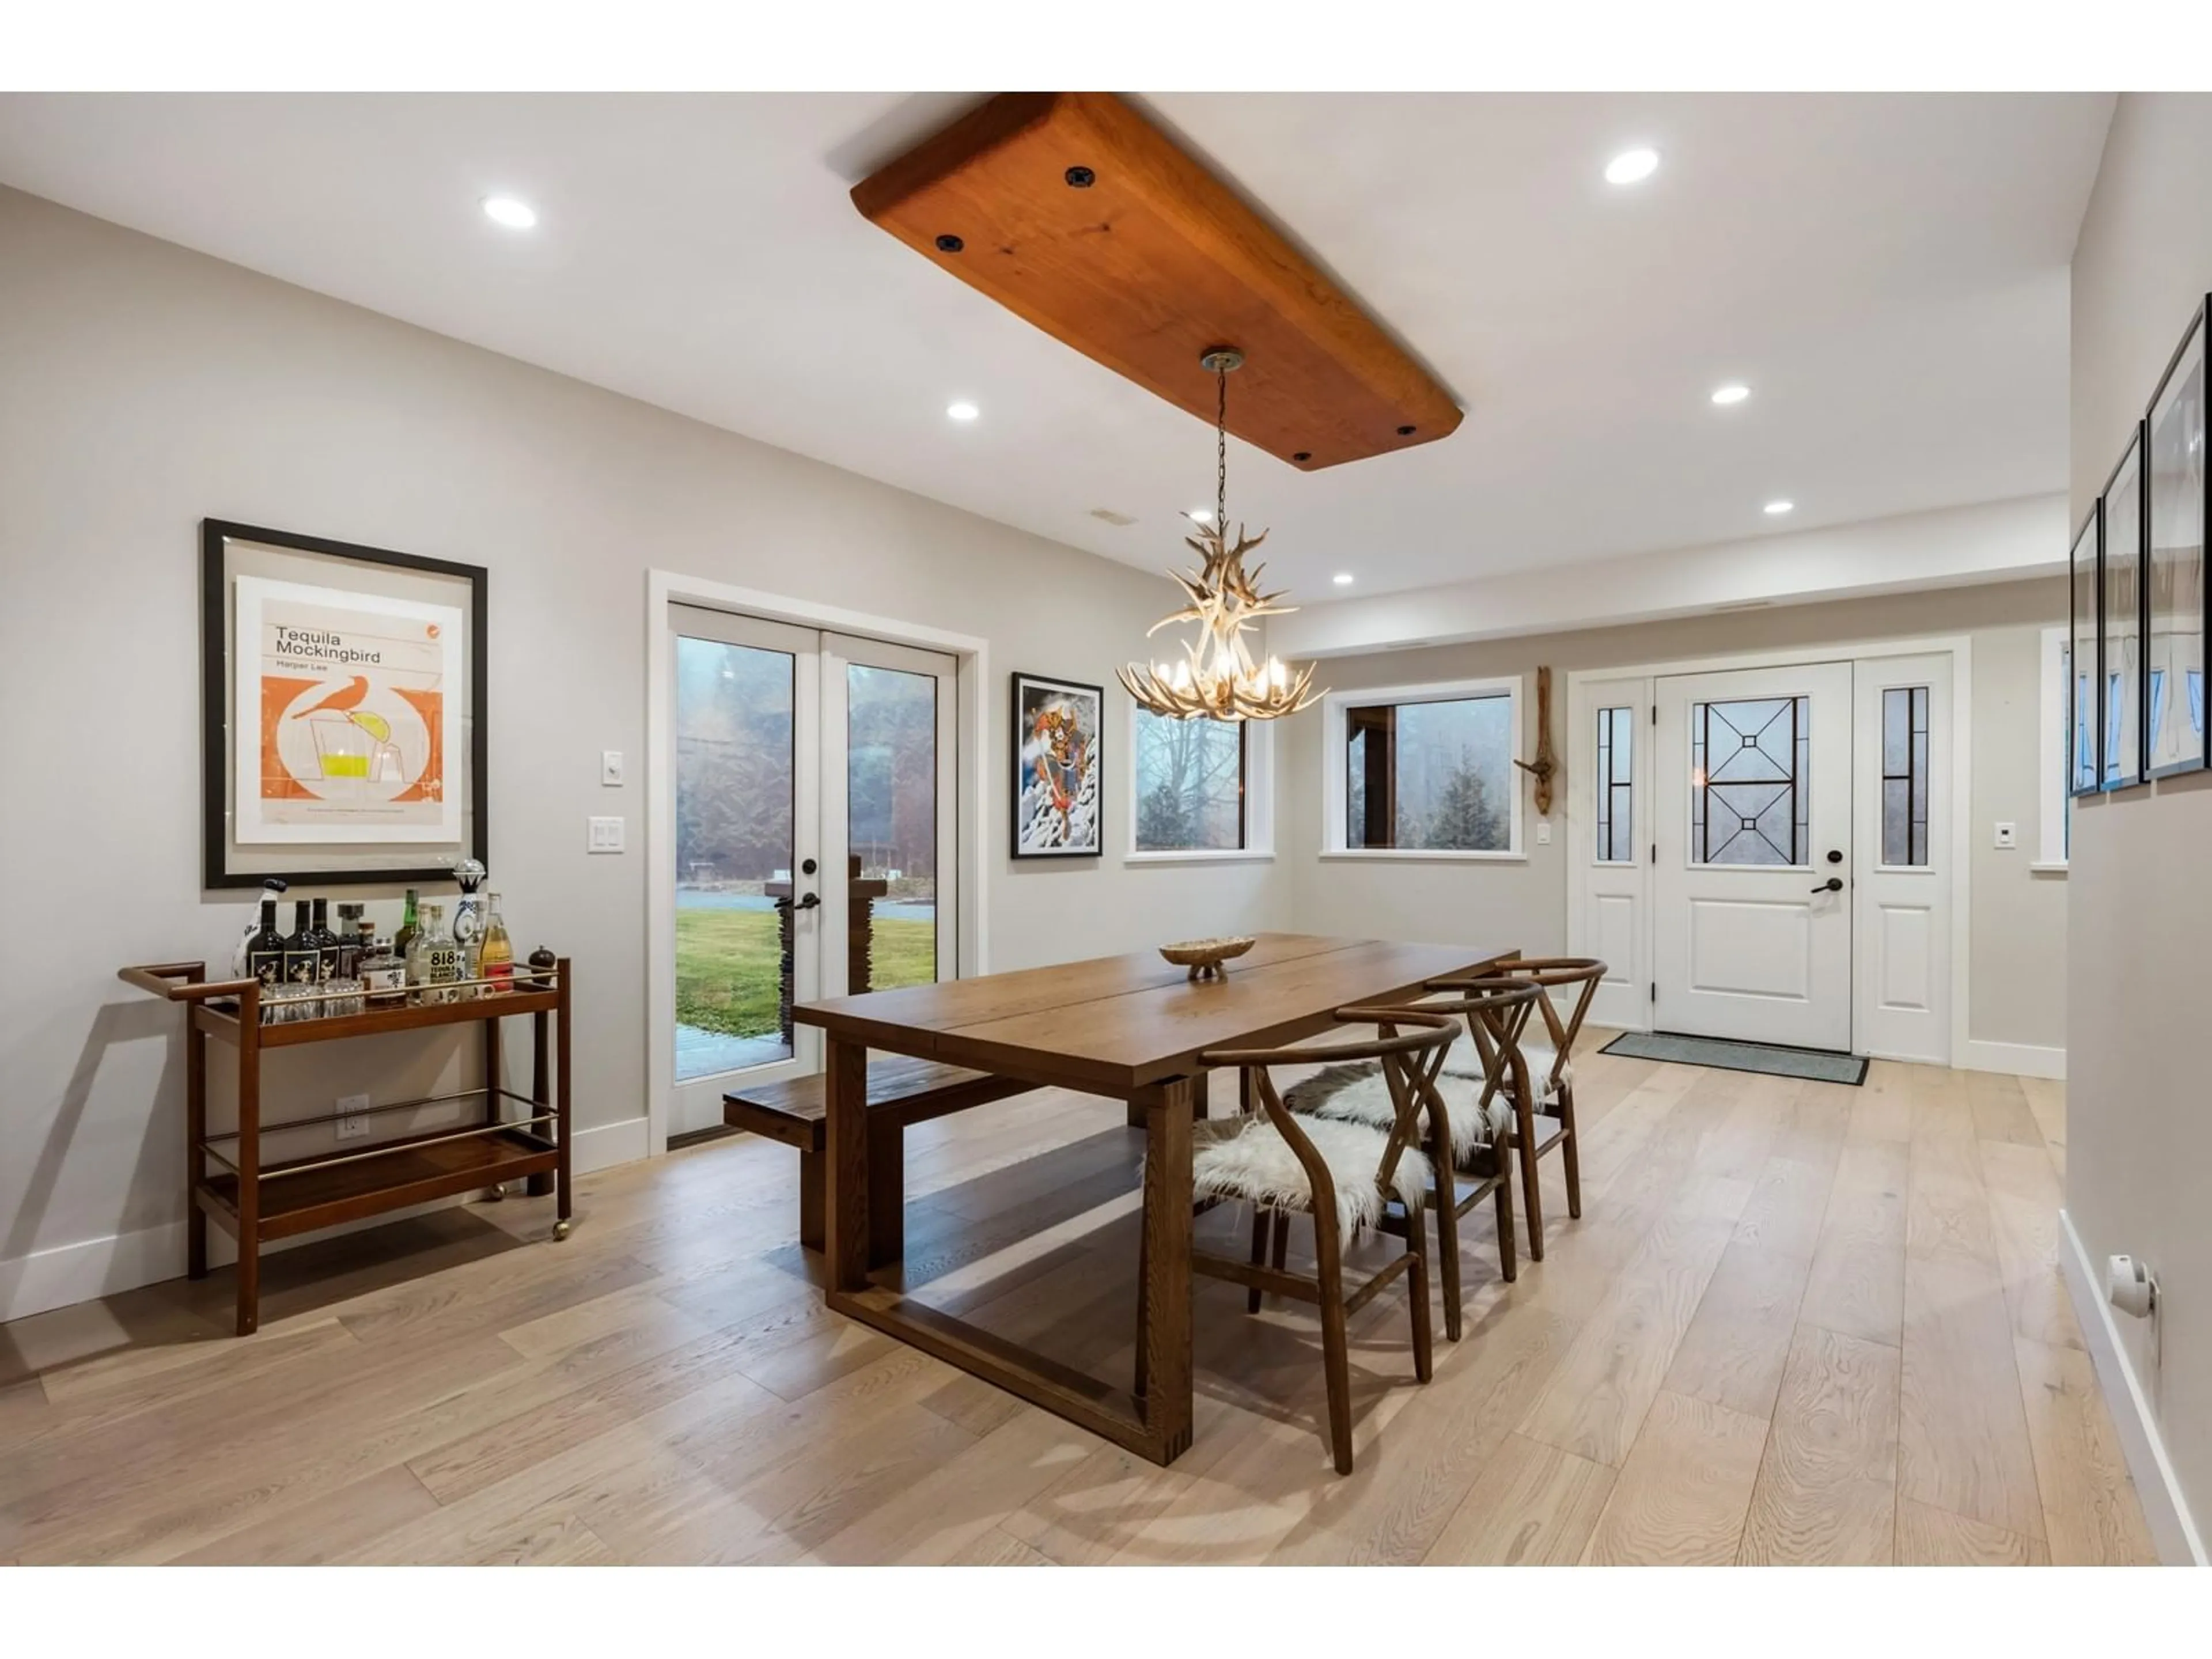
top-left (1710, 383), bottom-right (1751, 406)
top-left (945, 401), bottom-right (979, 422)
top-left (1604, 147), bottom-right (1660, 186)
top-left (1764, 499), bottom-right (1795, 516)
top-left (481, 195), bottom-right (537, 230)
top-left (1333, 573), bottom-right (1354, 586)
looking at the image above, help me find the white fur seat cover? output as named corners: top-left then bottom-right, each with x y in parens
top-left (1191, 1113), bottom-right (1431, 1236)
top-left (1284, 1062), bottom-right (1512, 1164)
top-left (1440, 1034), bottom-right (1567, 1102)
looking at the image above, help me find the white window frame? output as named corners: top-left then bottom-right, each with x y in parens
top-left (1319, 674), bottom-right (1527, 862)
top-left (2035, 624), bottom-right (2070, 873)
top-left (1123, 705), bottom-right (1275, 865)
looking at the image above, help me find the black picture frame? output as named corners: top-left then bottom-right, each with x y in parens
top-left (200, 519), bottom-right (490, 888)
top-left (2145, 296), bottom-right (2209, 781)
top-left (2099, 427), bottom-right (2149, 792)
top-left (1010, 671), bottom-right (1104, 858)
top-left (2068, 501), bottom-right (2103, 800)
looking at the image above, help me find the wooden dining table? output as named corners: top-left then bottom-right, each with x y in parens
top-left (793, 931), bottom-right (1515, 1466)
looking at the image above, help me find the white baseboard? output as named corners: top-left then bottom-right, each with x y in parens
top-left (0, 1219), bottom-right (189, 1325)
top-left (573, 1114), bottom-right (649, 1173)
top-left (1957, 1038), bottom-right (2066, 1080)
top-left (1, 1115), bottom-right (653, 1325)
top-left (2058, 1207), bottom-right (2205, 1566)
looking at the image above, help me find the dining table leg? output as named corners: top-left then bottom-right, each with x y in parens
top-left (824, 1034), bottom-right (872, 1293)
top-left (1132, 1074), bottom-right (1196, 1461)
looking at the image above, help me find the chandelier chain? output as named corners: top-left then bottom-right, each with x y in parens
top-left (1215, 365), bottom-right (1228, 532)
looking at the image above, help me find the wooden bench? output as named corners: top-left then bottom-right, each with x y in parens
top-left (724, 1055), bottom-right (1036, 1262)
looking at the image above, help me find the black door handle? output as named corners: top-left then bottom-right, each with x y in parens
top-left (1810, 876), bottom-right (1843, 893)
top-left (793, 891), bottom-right (820, 911)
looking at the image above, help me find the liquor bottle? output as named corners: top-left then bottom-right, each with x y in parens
top-left (393, 888), bottom-right (422, 965)
top-left (477, 893), bottom-right (514, 993)
top-left (245, 898), bottom-right (286, 1014)
top-left (310, 899), bottom-right (340, 985)
top-left (229, 877), bottom-right (290, 978)
top-left (450, 858), bottom-right (487, 978)
top-left (332, 903), bottom-right (365, 1015)
top-left (360, 926), bottom-right (406, 1006)
top-left (280, 899), bottom-right (319, 1021)
top-left (407, 902), bottom-right (461, 1003)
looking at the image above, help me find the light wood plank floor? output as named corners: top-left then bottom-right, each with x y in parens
top-left (0, 1042), bottom-right (2157, 1566)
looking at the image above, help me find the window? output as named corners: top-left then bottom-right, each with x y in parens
top-left (2037, 625), bottom-right (2072, 869)
top-left (1128, 706), bottom-right (1271, 859)
top-left (1880, 685), bottom-right (1931, 866)
top-left (1324, 677), bottom-right (1522, 857)
top-left (1595, 705), bottom-right (1635, 862)
top-left (1690, 695), bottom-right (1809, 866)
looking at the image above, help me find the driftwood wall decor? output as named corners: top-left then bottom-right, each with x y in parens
top-left (1514, 666), bottom-right (1558, 817)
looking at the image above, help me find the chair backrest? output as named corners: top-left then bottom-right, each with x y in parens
top-left (1418, 975), bottom-right (1545, 1121)
top-left (1201, 1010), bottom-right (1459, 1224)
top-left (1439, 958), bottom-right (1604, 1092)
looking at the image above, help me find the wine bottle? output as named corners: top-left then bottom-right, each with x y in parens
top-left (393, 888), bottom-right (422, 965)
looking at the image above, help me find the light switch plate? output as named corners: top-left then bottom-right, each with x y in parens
top-left (588, 816), bottom-right (626, 853)
top-left (601, 749), bottom-right (624, 787)
top-left (1536, 820), bottom-right (1553, 845)
top-left (1994, 821), bottom-right (2017, 850)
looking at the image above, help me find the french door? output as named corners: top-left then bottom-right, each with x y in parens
top-left (668, 607), bottom-right (957, 1138)
top-left (1653, 662), bottom-right (1854, 1050)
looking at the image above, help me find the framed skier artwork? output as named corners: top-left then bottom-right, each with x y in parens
top-left (1011, 672), bottom-right (1102, 859)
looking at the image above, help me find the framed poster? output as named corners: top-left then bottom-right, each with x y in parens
top-left (201, 520), bottom-right (488, 887)
top-left (2146, 298), bottom-right (2209, 780)
top-left (2100, 427), bottom-right (2147, 791)
top-left (2068, 502), bottom-right (2103, 798)
top-left (1011, 672), bottom-right (1103, 858)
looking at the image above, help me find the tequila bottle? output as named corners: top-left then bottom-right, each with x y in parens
top-left (407, 902), bottom-right (462, 1004)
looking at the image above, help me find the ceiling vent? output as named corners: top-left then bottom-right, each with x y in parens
top-left (1088, 507), bottom-right (1138, 527)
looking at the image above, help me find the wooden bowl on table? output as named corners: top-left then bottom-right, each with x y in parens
top-left (1159, 935), bottom-right (1256, 982)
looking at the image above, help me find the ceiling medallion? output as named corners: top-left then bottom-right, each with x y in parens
top-left (1118, 350), bottom-right (1325, 724)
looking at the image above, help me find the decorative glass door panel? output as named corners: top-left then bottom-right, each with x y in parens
top-left (1689, 696), bottom-right (1810, 866)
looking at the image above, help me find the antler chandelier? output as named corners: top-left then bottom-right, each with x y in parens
top-left (1117, 349), bottom-right (1325, 722)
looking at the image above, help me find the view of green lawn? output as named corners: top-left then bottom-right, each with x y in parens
top-left (674, 907), bottom-right (937, 1037)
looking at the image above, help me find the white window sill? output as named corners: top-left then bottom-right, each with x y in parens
top-left (1124, 849), bottom-right (1277, 867)
top-left (2029, 859), bottom-right (2069, 876)
top-left (1317, 849), bottom-right (1529, 865)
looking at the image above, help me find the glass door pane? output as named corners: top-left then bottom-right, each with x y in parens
top-left (843, 662), bottom-right (940, 994)
top-left (674, 631), bottom-right (798, 1082)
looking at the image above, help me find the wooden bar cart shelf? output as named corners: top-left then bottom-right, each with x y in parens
top-left (118, 957), bottom-right (574, 1336)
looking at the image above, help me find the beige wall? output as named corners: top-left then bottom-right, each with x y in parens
top-left (0, 187), bottom-right (1291, 1313)
top-left (2065, 92), bottom-right (2212, 1555)
top-left (1283, 578), bottom-right (2067, 1051)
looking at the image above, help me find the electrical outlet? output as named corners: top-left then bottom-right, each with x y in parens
top-left (601, 749), bottom-right (624, 786)
top-left (335, 1093), bottom-right (373, 1142)
top-left (588, 815), bottom-right (626, 853)
top-left (1994, 821), bottom-right (2017, 850)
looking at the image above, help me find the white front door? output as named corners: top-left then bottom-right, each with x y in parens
top-left (665, 608), bottom-right (959, 1139)
top-left (1653, 662), bottom-right (1854, 1050)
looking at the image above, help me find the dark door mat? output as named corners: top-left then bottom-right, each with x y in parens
top-left (1600, 1031), bottom-right (1868, 1086)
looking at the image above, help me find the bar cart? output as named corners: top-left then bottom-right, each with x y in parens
top-left (116, 956), bottom-right (573, 1336)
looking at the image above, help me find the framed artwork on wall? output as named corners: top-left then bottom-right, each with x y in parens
top-left (1011, 672), bottom-right (1103, 858)
top-left (200, 520), bottom-right (488, 888)
top-left (2100, 427), bottom-right (2147, 791)
top-left (2145, 297), bottom-right (2209, 780)
top-left (2069, 502), bottom-right (2103, 798)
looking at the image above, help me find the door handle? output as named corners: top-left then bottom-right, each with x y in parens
top-left (793, 891), bottom-right (820, 911)
top-left (1810, 876), bottom-right (1844, 893)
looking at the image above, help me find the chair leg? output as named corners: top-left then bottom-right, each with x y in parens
top-left (1514, 1091), bottom-right (1546, 1263)
top-left (1247, 1206), bottom-right (1271, 1314)
top-left (1270, 1211), bottom-right (1290, 1275)
top-left (1431, 1162), bottom-right (1464, 1343)
top-left (1406, 1222), bottom-right (1434, 1384)
top-left (1493, 1165), bottom-right (1518, 1283)
top-left (1559, 1081), bottom-right (1583, 1219)
top-left (1313, 1215), bottom-right (1354, 1476)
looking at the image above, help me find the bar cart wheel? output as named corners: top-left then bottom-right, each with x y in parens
top-left (482, 1183), bottom-right (507, 1201)
top-left (553, 1219), bottom-right (573, 1241)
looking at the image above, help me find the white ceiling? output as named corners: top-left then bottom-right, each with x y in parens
top-left (0, 92), bottom-right (2113, 601)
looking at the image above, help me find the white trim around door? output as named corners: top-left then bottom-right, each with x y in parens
top-left (645, 570), bottom-right (990, 1158)
top-left (1567, 634), bottom-right (1974, 1067)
